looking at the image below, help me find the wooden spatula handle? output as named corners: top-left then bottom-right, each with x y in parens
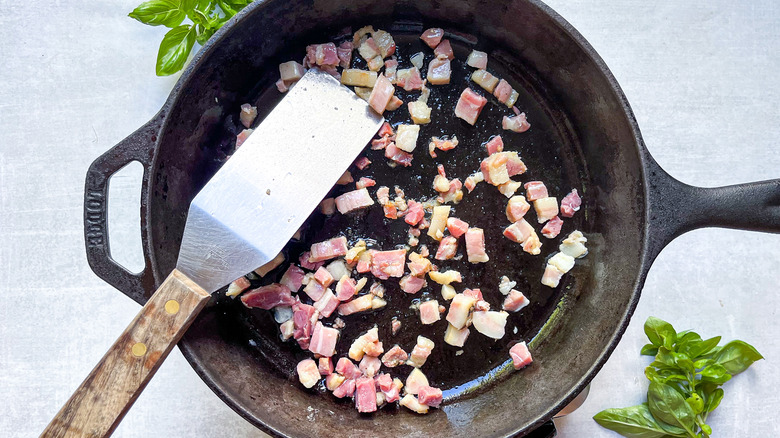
top-left (42, 269), bottom-right (211, 438)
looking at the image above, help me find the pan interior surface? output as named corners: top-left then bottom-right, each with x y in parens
top-left (147, 2), bottom-right (647, 437)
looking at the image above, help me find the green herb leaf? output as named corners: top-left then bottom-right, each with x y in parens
top-left (129, 0), bottom-right (186, 27)
top-left (703, 387), bottom-right (724, 413)
top-left (156, 25), bottom-right (197, 76)
top-left (642, 343), bottom-right (659, 356)
top-left (594, 403), bottom-right (687, 438)
top-left (647, 382), bottom-right (697, 434)
top-left (693, 358), bottom-right (713, 369)
top-left (645, 317), bottom-right (677, 349)
top-left (699, 363), bottom-right (731, 385)
top-left (713, 340), bottom-right (764, 375)
top-left (681, 336), bottom-right (721, 359)
top-left (685, 393), bottom-right (704, 414)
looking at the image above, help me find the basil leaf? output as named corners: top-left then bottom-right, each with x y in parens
top-left (645, 317), bottom-right (677, 349)
top-left (641, 343), bottom-right (659, 356)
top-left (156, 25), bottom-right (197, 76)
top-left (681, 336), bottom-right (721, 359)
top-left (704, 387), bottom-right (724, 413)
top-left (593, 403), bottom-right (686, 438)
top-left (699, 363), bottom-right (732, 385)
top-left (647, 382), bottom-right (697, 433)
top-left (129, 0), bottom-right (186, 27)
top-left (693, 358), bottom-right (712, 369)
top-left (713, 340), bottom-right (764, 375)
top-left (672, 352), bottom-right (694, 375)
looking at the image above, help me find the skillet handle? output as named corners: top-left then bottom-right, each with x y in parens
top-left (41, 269), bottom-right (210, 438)
top-left (645, 152), bottom-right (780, 260)
top-left (84, 115), bottom-right (163, 305)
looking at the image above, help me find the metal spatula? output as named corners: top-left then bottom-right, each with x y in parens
top-left (43, 69), bottom-right (384, 437)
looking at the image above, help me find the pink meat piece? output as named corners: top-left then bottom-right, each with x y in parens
top-left (503, 290), bottom-right (530, 312)
top-left (391, 319), bottom-right (402, 335)
top-left (399, 274), bottom-right (426, 294)
top-left (309, 236), bottom-right (349, 263)
top-left (446, 217), bottom-right (469, 238)
top-left (235, 129), bottom-right (253, 149)
top-left (467, 50), bottom-right (488, 69)
top-left (384, 58), bottom-right (398, 82)
top-left (503, 113), bottom-right (531, 133)
top-left (524, 181), bottom-right (548, 201)
top-left (503, 219), bottom-right (535, 243)
top-left (454, 87), bottom-right (488, 125)
top-left (309, 321), bottom-right (339, 357)
top-left (338, 294), bottom-right (373, 315)
top-left (299, 251), bottom-right (325, 271)
top-left (292, 303), bottom-right (317, 349)
top-left (356, 177), bottom-right (376, 189)
top-left (356, 251), bottom-right (372, 274)
top-left (374, 31), bottom-right (396, 58)
top-left (354, 156), bottom-right (372, 170)
top-left (368, 74), bottom-right (395, 114)
top-left (321, 64), bottom-right (340, 80)
top-left (398, 67), bottom-right (424, 91)
top-left (433, 39), bottom-right (454, 60)
top-left (303, 279), bottom-right (326, 301)
top-left (333, 379), bottom-right (356, 398)
top-left (463, 288), bottom-right (484, 301)
top-left (275, 79), bottom-right (288, 93)
top-left (506, 196), bottom-right (531, 222)
top-left (355, 377), bottom-right (378, 413)
top-left (376, 186), bottom-right (391, 205)
top-left (376, 373), bottom-right (394, 392)
top-left (384, 142), bottom-right (413, 167)
top-left (240, 284), bottom-right (295, 310)
top-left (314, 289), bottom-right (340, 318)
top-left (420, 28), bottom-right (444, 48)
top-left (485, 135), bottom-right (504, 155)
top-left (371, 135), bottom-right (392, 150)
top-left (335, 188), bottom-right (375, 214)
top-left (464, 177), bottom-right (477, 192)
top-left (280, 265), bottom-right (305, 292)
top-left (407, 258), bottom-right (430, 278)
top-left (381, 345), bottom-right (409, 367)
top-left (409, 340), bottom-right (434, 367)
top-left (541, 216), bottom-right (564, 239)
top-left (319, 357), bottom-right (334, 375)
top-left (239, 103), bottom-right (257, 129)
top-left (306, 42), bottom-right (339, 66)
top-left (378, 122), bottom-right (394, 137)
top-left (560, 189), bottom-right (582, 218)
top-left (363, 340), bottom-right (384, 357)
top-left (510, 342), bottom-right (533, 370)
top-left (418, 386), bottom-right (443, 407)
top-left (335, 276), bottom-right (357, 301)
top-left (427, 57), bottom-right (451, 85)
top-left (434, 236), bottom-right (458, 260)
top-left (438, 178), bottom-right (462, 204)
top-left (337, 41), bottom-right (353, 69)
top-left (314, 266), bottom-right (334, 287)
top-left (370, 249), bottom-right (406, 279)
top-left (359, 355), bottom-right (382, 378)
top-left (336, 357), bottom-right (362, 379)
top-left (505, 154), bottom-right (528, 176)
top-left (493, 79), bottom-right (514, 103)
top-left (404, 200), bottom-right (425, 226)
top-left (465, 228), bottom-right (489, 263)
top-left (419, 300), bottom-right (441, 324)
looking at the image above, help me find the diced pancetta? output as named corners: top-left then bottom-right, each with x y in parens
top-left (440, 284), bottom-right (456, 301)
top-left (319, 357), bottom-right (334, 375)
top-left (534, 197), bottom-right (559, 223)
top-left (485, 135), bottom-right (504, 155)
top-left (306, 42), bottom-right (339, 66)
top-left (446, 293), bottom-right (477, 329)
top-left (503, 219), bottom-right (535, 244)
top-left (386, 96), bottom-right (403, 111)
top-left (524, 181), bottom-right (548, 201)
top-left (309, 321), bottom-right (339, 357)
top-left (493, 79), bottom-right (519, 107)
top-left (407, 252), bottom-right (433, 277)
top-left (333, 378), bottom-right (356, 398)
top-left (384, 57), bottom-right (398, 83)
top-left (408, 101), bottom-right (432, 124)
top-left (381, 345), bottom-right (409, 368)
top-left (510, 341), bottom-right (533, 370)
top-left (472, 310), bottom-right (508, 339)
top-left (370, 249), bottom-right (406, 279)
top-left (341, 69), bottom-right (378, 87)
top-left (396, 67), bottom-right (424, 91)
top-left (373, 29), bottom-right (396, 58)
top-left (434, 236), bottom-right (458, 260)
top-left (354, 156), bottom-right (371, 170)
top-left (240, 283), bottom-right (295, 310)
top-left (275, 79), bottom-right (288, 93)
top-left (335, 276), bottom-right (357, 301)
top-left (506, 195), bottom-right (531, 222)
top-left (391, 318), bottom-right (402, 335)
top-left (292, 302), bottom-right (317, 348)
top-left (314, 289), bottom-right (340, 318)
top-left (310, 236), bottom-right (348, 262)
top-left (433, 39), bottom-right (454, 60)
top-left (337, 40), bottom-right (353, 68)
top-left (541, 264), bottom-right (564, 288)
top-left (445, 217), bottom-right (469, 238)
top-left (226, 276), bottom-right (251, 298)
top-left (356, 177), bottom-right (376, 190)
top-left (454, 87), bottom-right (487, 125)
top-left (405, 368), bottom-right (429, 395)
top-left (359, 355), bottom-right (382, 378)
top-left (303, 277), bottom-right (326, 300)
top-left (320, 198), bottom-right (336, 215)
top-left (420, 28), bottom-right (444, 48)
top-left (444, 323), bottom-right (470, 347)
top-left (503, 290), bottom-right (530, 312)
top-left (239, 103), bottom-right (257, 129)
top-left (466, 50), bottom-right (488, 69)
top-left (404, 200), bottom-right (425, 226)
top-left (498, 276), bottom-right (517, 295)
top-left (280, 265), bottom-right (305, 292)
top-left (428, 136), bottom-right (459, 158)
top-left (560, 189), bottom-right (582, 218)
top-left (463, 288), bottom-right (484, 301)
top-left (407, 336), bottom-right (435, 368)
top-left (417, 386), bottom-right (443, 408)
top-left (400, 394), bottom-right (429, 414)
top-left (465, 228), bottom-right (489, 263)
top-left (419, 300), bottom-right (441, 325)
top-left (314, 266), bottom-right (334, 287)
top-left (297, 359), bottom-right (321, 388)
top-left (279, 60), bottom-right (305, 85)
top-left (560, 230), bottom-right (588, 258)
top-left (353, 25), bottom-right (375, 46)
top-left (325, 373), bottom-right (345, 391)
top-left (427, 205), bottom-right (450, 240)
top-left (395, 124), bottom-right (420, 153)
top-left (503, 112), bottom-right (531, 133)
top-left (235, 128), bottom-right (253, 149)
top-left (428, 270), bottom-right (462, 285)
top-left (368, 74), bottom-right (395, 113)
top-left (541, 216), bottom-right (563, 239)
top-left (338, 293), bottom-right (374, 316)
top-left (471, 69), bottom-right (499, 93)
top-left (385, 142), bottom-right (413, 166)
top-left (498, 180), bottom-right (522, 198)
top-left (335, 188), bottom-right (375, 214)
top-left (336, 357), bottom-right (362, 379)
top-left (399, 274), bottom-right (427, 294)
top-left (522, 233), bottom-right (542, 255)
top-left (427, 55), bottom-right (451, 85)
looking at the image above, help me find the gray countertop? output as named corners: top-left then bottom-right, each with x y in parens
top-left (1, 0), bottom-right (778, 436)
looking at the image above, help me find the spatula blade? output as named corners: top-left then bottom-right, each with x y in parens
top-left (176, 68), bottom-right (384, 293)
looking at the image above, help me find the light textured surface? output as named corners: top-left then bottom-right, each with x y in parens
top-left (0, 1), bottom-right (777, 437)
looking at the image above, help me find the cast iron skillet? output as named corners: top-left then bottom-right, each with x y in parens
top-left (83, 0), bottom-right (780, 436)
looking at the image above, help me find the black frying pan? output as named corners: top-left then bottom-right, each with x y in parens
top-left (83, 0), bottom-right (780, 436)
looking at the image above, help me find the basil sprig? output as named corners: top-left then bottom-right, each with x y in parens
top-left (594, 317), bottom-right (763, 438)
top-left (129, 0), bottom-right (252, 76)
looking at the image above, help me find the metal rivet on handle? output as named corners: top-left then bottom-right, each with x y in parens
top-left (131, 342), bottom-right (147, 357)
top-left (165, 300), bottom-right (180, 315)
